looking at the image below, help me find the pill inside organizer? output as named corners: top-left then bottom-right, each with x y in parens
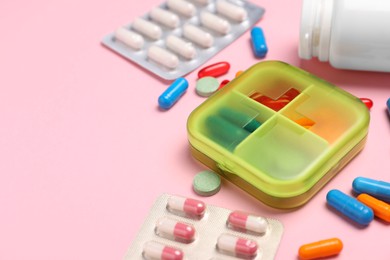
top-left (102, 0), bottom-right (265, 80)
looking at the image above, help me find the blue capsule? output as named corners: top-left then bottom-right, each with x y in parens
top-left (353, 177), bottom-right (390, 202)
top-left (387, 98), bottom-right (390, 115)
top-left (250, 27), bottom-right (268, 58)
top-left (326, 189), bottom-right (374, 226)
top-left (158, 77), bottom-right (188, 109)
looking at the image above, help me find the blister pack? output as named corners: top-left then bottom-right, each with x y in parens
top-left (102, 0), bottom-right (265, 80)
top-left (124, 194), bottom-right (283, 260)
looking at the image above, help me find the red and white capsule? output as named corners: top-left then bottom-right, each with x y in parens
top-left (155, 217), bottom-right (196, 243)
top-left (143, 241), bottom-right (184, 260)
top-left (167, 195), bottom-right (206, 218)
top-left (217, 234), bottom-right (258, 258)
top-left (227, 211), bottom-right (268, 234)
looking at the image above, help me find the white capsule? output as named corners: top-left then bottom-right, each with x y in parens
top-left (166, 35), bottom-right (196, 59)
top-left (150, 7), bottom-right (180, 28)
top-left (216, 0), bottom-right (248, 22)
top-left (148, 45), bottom-right (179, 69)
top-left (183, 24), bottom-right (214, 48)
top-left (131, 17), bottom-right (162, 40)
top-left (114, 27), bottom-right (144, 50)
top-left (167, 0), bottom-right (196, 17)
top-left (191, 0), bottom-right (210, 4)
top-left (200, 11), bottom-right (231, 34)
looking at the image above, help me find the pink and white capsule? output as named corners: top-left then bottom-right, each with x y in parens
top-left (217, 234), bottom-right (258, 258)
top-left (167, 0), bottom-right (196, 17)
top-left (228, 211), bottom-right (268, 234)
top-left (155, 217), bottom-right (196, 242)
top-left (143, 241), bottom-right (184, 260)
top-left (167, 195), bottom-right (206, 217)
top-left (216, 0), bottom-right (248, 22)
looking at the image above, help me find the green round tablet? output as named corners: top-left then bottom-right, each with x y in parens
top-left (193, 170), bottom-right (221, 196)
top-left (195, 76), bottom-right (219, 97)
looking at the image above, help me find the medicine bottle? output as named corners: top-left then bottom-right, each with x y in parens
top-left (299, 0), bottom-right (390, 72)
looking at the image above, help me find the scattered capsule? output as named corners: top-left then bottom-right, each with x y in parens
top-left (114, 27), bottom-right (144, 50)
top-left (357, 194), bottom-right (390, 222)
top-left (148, 45), bottom-right (179, 69)
top-left (167, 195), bottom-right (206, 218)
top-left (216, 0), bottom-right (247, 22)
top-left (227, 211), bottom-right (268, 234)
top-left (298, 238), bottom-right (343, 260)
top-left (143, 241), bottom-right (184, 260)
top-left (326, 189), bottom-right (374, 226)
top-left (359, 98), bottom-right (373, 110)
top-left (217, 234), bottom-right (258, 258)
top-left (200, 11), bottom-right (231, 34)
top-left (158, 77), bottom-right (188, 110)
top-left (167, 0), bottom-right (196, 17)
top-left (198, 61), bottom-right (230, 78)
top-left (387, 97), bottom-right (390, 114)
top-left (235, 70), bottom-right (243, 77)
top-left (183, 24), bottom-right (214, 48)
top-left (149, 7), bottom-right (180, 28)
top-left (250, 27), bottom-right (268, 58)
top-left (218, 79), bottom-right (230, 90)
top-left (155, 217), bottom-right (196, 243)
top-left (132, 17), bottom-right (162, 40)
top-left (166, 35), bottom-right (196, 59)
top-left (353, 177), bottom-right (390, 202)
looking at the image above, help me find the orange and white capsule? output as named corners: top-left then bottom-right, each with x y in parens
top-left (227, 211), bottom-right (268, 234)
top-left (298, 238), bottom-right (343, 260)
top-left (217, 234), bottom-right (258, 258)
top-left (216, 0), bottom-right (247, 22)
top-left (183, 24), bottom-right (214, 48)
top-left (143, 241), bottom-right (184, 260)
top-left (155, 217), bottom-right (196, 243)
top-left (167, 0), bottom-right (196, 17)
top-left (167, 195), bottom-right (206, 218)
top-left (357, 193), bottom-right (390, 222)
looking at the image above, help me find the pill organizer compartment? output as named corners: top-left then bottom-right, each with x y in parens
top-left (187, 61), bottom-right (370, 208)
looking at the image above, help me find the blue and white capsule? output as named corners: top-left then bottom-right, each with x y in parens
top-left (353, 177), bottom-right (390, 202)
top-left (250, 27), bottom-right (268, 58)
top-left (158, 77), bottom-right (189, 109)
top-left (326, 189), bottom-right (374, 226)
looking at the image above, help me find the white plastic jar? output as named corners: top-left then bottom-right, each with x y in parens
top-left (299, 0), bottom-right (390, 72)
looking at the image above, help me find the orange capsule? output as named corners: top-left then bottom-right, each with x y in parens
top-left (357, 193), bottom-right (390, 222)
top-left (298, 238), bottom-right (343, 260)
top-left (235, 70), bottom-right (243, 77)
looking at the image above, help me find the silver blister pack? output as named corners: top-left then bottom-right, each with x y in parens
top-left (124, 194), bottom-right (283, 260)
top-left (102, 0), bottom-right (265, 80)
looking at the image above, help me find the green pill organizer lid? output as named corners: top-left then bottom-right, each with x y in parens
top-left (187, 61), bottom-right (370, 209)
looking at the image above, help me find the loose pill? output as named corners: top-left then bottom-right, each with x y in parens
top-left (353, 176), bottom-right (390, 201)
top-left (143, 241), bottom-right (184, 260)
top-left (217, 234), bottom-right (258, 258)
top-left (167, 195), bottom-right (206, 218)
top-left (387, 97), bottom-right (390, 114)
top-left (250, 27), bottom-right (268, 58)
top-left (114, 27), bottom-right (144, 50)
top-left (216, 0), bottom-right (248, 22)
top-left (198, 61), bottom-right (230, 78)
top-left (158, 77), bottom-right (188, 110)
top-left (227, 211), bottom-right (268, 234)
top-left (218, 79), bottom-right (230, 90)
top-left (193, 170), bottom-right (221, 196)
top-left (359, 98), bottom-right (373, 110)
top-left (150, 7), bottom-right (180, 28)
top-left (357, 193), bottom-right (390, 222)
top-left (167, 0), bottom-right (196, 17)
top-left (148, 45), bottom-right (179, 69)
top-left (200, 11), bottom-right (231, 34)
top-left (196, 76), bottom-right (219, 97)
top-left (132, 17), bottom-right (162, 40)
top-left (235, 70), bottom-right (243, 77)
top-left (326, 189), bottom-right (374, 225)
top-left (155, 217), bottom-right (196, 243)
top-left (298, 238), bottom-right (343, 260)
top-left (166, 35), bottom-right (196, 59)
top-left (183, 24), bottom-right (214, 48)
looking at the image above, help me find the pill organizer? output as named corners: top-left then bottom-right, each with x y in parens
top-left (187, 61), bottom-right (370, 209)
top-left (124, 194), bottom-right (283, 259)
top-left (102, 0), bottom-right (265, 80)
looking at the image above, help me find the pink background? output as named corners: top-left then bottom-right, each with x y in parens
top-left (1, 0), bottom-right (389, 259)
